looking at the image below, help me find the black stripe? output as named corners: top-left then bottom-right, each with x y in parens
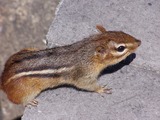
top-left (13, 40), bottom-right (89, 64)
top-left (13, 40), bottom-right (90, 64)
top-left (25, 73), bottom-right (61, 78)
top-left (14, 48), bottom-right (57, 64)
top-left (14, 54), bottom-right (46, 63)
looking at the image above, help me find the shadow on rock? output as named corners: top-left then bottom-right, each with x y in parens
top-left (100, 53), bottom-right (136, 76)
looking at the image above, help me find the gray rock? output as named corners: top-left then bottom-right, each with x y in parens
top-left (22, 0), bottom-right (160, 120)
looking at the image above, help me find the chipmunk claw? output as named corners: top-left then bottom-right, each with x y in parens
top-left (25, 99), bottom-right (38, 108)
top-left (103, 88), bottom-right (112, 94)
top-left (96, 85), bottom-right (112, 94)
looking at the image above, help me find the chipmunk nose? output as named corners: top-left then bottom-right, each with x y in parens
top-left (136, 39), bottom-right (141, 46)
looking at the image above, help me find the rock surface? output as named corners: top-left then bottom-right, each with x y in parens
top-left (23, 0), bottom-right (160, 120)
top-left (0, 0), bottom-right (58, 119)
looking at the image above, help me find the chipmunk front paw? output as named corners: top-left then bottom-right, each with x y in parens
top-left (96, 85), bottom-right (112, 94)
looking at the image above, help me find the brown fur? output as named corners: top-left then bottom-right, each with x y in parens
top-left (0, 25), bottom-right (141, 105)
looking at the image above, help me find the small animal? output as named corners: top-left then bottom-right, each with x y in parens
top-left (0, 25), bottom-right (141, 106)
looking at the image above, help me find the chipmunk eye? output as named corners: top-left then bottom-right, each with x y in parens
top-left (117, 46), bottom-right (125, 52)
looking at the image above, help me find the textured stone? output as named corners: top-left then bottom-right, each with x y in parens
top-left (23, 0), bottom-right (160, 120)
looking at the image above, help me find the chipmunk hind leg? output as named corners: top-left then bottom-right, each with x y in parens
top-left (3, 77), bottom-right (42, 105)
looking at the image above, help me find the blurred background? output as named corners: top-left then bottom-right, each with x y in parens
top-left (0, 0), bottom-right (59, 119)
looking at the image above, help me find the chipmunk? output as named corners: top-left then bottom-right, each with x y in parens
top-left (0, 25), bottom-right (141, 106)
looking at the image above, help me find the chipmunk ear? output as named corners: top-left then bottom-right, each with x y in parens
top-left (95, 46), bottom-right (108, 59)
top-left (96, 25), bottom-right (107, 33)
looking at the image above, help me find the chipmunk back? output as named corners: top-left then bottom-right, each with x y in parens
top-left (0, 25), bottom-right (141, 106)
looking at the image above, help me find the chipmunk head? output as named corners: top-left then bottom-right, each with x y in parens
top-left (94, 25), bottom-right (141, 66)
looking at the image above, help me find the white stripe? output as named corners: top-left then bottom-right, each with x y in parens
top-left (125, 43), bottom-right (132, 47)
top-left (6, 66), bottom-right (74, 84)
top-left (115, 43), bottom-right (125, 48)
